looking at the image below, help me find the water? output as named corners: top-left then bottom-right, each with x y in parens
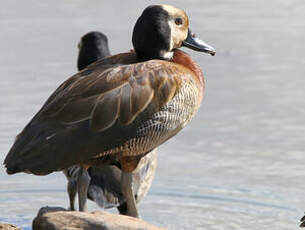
top-left (0, 0), bottom-right (304, 229)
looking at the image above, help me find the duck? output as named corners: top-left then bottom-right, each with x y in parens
top-left (77, 31), bottom-right (111, 71)
top-left (63, 31), bottom-right (158, 215)
top-left (4, 4), bottom-right (215, 218)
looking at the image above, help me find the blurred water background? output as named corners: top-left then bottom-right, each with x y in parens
top-left (0, 0), bottom-right (305, 229)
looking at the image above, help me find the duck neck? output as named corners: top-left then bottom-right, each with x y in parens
top-left (171, 49), bottom-right (205, 87)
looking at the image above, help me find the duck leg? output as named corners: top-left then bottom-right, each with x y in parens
top-left (121, 171), bottom-right (138, 217)
top-left (67, 179), bottom-right (77, 211)
top-left (77, 167), bottom-right (90, 211)
top-left (120, 156), bottom-right (141, 218)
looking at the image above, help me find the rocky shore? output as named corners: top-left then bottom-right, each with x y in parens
top-left (0, 223), bottom-right (21, 230)
top-left (32, 206), bottom-right (166, 230)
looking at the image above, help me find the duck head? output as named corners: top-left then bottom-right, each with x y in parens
top-left (132, 4), bottom-right (215, 60)
top-left (77, 31), bottom-right (111, 71)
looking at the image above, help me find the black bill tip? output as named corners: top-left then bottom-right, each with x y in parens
top-left (182, 29), bottom-right (216, 56)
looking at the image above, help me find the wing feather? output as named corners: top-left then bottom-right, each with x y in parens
top-left (91, 87), bottom-right (121, 132)
top-left (45, 61), bottom-right (182, 133)
top-left (119, 83), bottom-right (133, 125)
top-left (131, 79), bottom-right (154, 122)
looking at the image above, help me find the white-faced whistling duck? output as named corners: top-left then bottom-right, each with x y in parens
top-left (4, 5), bottom-right (215, 217)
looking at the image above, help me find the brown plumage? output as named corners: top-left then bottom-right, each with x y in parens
top-left (4, 4), bottom-right (215, 217)
top-left (4, 50), bottom-right (201, 174)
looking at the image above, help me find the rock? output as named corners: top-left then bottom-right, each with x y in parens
top-left (32, 206), bottom-right (166, 230)
top-left (0, 223), bottom-right (21, 230)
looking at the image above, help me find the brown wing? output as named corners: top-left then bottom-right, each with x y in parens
top-left (41, 60), bottom-right (182, 132)
top-left (20, 51), bottom-right (139, 130)
top-left (4, 54), bottom-right (187, 175)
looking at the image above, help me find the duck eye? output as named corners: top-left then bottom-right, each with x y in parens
top-left (175, 17), bottom-right (183, 26)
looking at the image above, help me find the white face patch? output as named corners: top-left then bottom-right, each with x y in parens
top-left (161, 4), bottom-right (183, 16)
top-left (160, 4), bottom-right (188, 51)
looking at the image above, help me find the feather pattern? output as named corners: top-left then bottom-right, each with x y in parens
top-left (4, 50), bottom-right (203, 175)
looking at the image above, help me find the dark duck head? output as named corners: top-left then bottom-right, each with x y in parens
top-left (77, 31), bottom-right (111, 71)
top-left (132, 4), bottom-right (215, 61)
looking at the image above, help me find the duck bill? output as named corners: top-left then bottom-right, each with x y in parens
top-left (182, 29), bottom-right (216, 56)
